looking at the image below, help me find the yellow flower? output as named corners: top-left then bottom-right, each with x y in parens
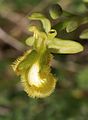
top-left (21, 61), bottom-right (56, 98)
top-left (12, 50), bottom-right (56, 98)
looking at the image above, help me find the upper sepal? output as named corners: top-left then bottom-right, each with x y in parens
top-left (29, 13), bottom-right (51, 33)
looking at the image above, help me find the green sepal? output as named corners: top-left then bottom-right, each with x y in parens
top-left (48, 38), bottom-right (84, 54)
top-left (29, 13), bottom-right (51, 33)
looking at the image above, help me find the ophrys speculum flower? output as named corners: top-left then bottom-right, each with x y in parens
top-left (12, 13), bottom-right (84, 98)
top-left (21, 52), bottom-right (56, 98)
top-left (12, 49), bottom-right (56, 98)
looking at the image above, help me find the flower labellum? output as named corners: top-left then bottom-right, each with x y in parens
top-left (12, 50), bottom-right (56, 98)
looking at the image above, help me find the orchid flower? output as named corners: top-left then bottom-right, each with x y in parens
top-left (12, 13), bottom-right (83, 98)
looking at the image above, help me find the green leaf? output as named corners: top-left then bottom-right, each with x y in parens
top-left (25, 36), bottom-right (35, 46)
top-left (83, 0), bottom-right (88, 3)
top-left (80, 29), bottom-right (88, 39)
top-left (54, 20), bottom-right (69, 31)
top-left (48, 38), bottom-right (83, 54)
top-left (66, 20), bottom-right (79, 33)
top-left (29, 13), bottom-right (51, 33)
top-left (49, 4), bottom-right (63, 19)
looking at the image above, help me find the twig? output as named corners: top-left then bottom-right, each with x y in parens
top-left (0, 28), bottom-right (26, 51)
top-left (0, 0), bottom-right (57, 34)
top-left (0, 9), bottom-right (30, 35)
top-left (27, 0), bottom-right (56, 14)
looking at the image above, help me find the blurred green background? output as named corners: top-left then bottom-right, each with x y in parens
top-left (0, 0), bottom-right (88, 120)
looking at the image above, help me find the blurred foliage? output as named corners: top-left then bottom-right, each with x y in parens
top-left (77, 67), bottom-right (88, 90)
top-left (0, 0), bottom-right (88, 120)
top-left (0, 0), bottom-right (42, 10)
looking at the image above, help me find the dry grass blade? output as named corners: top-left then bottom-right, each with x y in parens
top-left (0, 28), bottom-right (26, 51)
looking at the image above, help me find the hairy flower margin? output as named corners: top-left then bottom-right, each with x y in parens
top-left (12, 50), bottom-right (56, 98)
top-left (12, 12), bottom-right (84, 98)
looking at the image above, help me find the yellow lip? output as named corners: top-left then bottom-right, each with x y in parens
top-left (21, 61), bottom-right (56, 98)
top-left (28, 62), bottom-right (45, 87)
